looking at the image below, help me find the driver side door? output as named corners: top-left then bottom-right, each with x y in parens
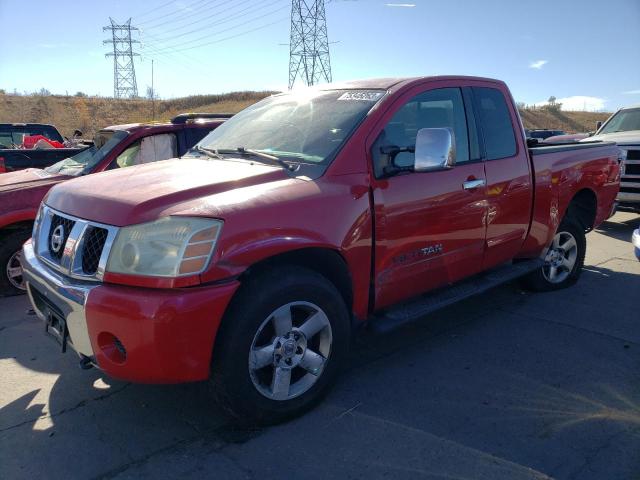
top-left (370, 85), bottom-right (488, 310)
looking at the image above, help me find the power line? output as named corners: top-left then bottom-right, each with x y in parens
top-left (130, 0), bottom-right (178, 21)
top-left (103, 18), bottom-right (140, 98)
top-left (143, 6), bottom-right (289, 53)
top-left (143, 0), bottom-right (279, 42)
top-left (136, 0), bottom-right (222, 26)
top-left (288, 0), bottom-right (332, 89)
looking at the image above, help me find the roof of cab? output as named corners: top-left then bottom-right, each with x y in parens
top-left (101, 118), bottom-right (226, 132)
top-left (316, 75), bottom-right (506, 91)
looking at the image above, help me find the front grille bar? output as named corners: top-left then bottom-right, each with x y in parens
top-left (34, 205), bottom-right (119, 282)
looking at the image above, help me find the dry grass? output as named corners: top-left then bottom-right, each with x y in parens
top-left (519, 108), bottom-right (611, 133)
top-left (0, 92), bottom-right (272, 137)
top-left (0, 92), bottom-right (612, 138)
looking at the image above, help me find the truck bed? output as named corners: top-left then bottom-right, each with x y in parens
top-left (519, 140), bottom-right (621, 257)
top-left (0, 146), bottom-right (90, 172)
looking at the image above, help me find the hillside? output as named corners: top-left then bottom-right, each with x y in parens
top-left (518, 108), bottom-right (609, 134)
top-left (0, 92), bottom-right (611, 138)
top-left (0, 92), bottom-right (272, 138)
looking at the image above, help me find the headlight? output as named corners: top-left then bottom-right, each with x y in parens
top-left (106, 217), bottom-right (223, 277)
top-left (32, 203), bottom-right (45, 248)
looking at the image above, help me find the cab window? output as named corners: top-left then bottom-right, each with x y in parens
top-left (372, 88), bottom-right (470, 177)
top-left (472, 87), bottom-right (517, 160)
top-left (114, 133), bottom-right (178, 168)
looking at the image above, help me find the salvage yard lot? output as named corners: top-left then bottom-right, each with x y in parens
top-left (1, 212), bottom-right (639, 480)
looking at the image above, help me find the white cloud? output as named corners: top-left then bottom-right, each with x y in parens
top-left (533, 96), bottom-right (606, 111)
top-left (622, 89), bottom-right (640, 95)
top-left (385, 3), bottom-right (416, 7)
top-left (529, 60), bottom-right (548, 69)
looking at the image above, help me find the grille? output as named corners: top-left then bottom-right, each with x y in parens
top-left (624, 150), bottom-right (640, 176)
top-left (81, 226), bottom-right (109, 275)
top-left (48, 215), bottom-right (75, 260)
top-left (35, 206), bottom-right (117, 281)
top-left (627, 150), bottom-right (640, 160)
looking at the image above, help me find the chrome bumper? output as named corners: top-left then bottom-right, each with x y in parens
top-left (22, 242), bottom-right (97, 357)
top-left (617, 191), bottom-right (640, 204)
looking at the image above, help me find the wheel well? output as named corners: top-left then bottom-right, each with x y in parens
top-left (0, 221), bottom-right (33, 240)
top-left (565, 189), bottom-right (597, 232)
top-left (240, 248), bottom-right (354, 314)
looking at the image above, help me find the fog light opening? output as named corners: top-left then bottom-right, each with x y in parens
top-left (97, 332), bottom-right (127, 365)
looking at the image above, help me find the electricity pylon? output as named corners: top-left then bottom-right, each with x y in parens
top-left (288, 1), bottom-right (332, 90)
top-left (103, 18), bottom-right (140, 98)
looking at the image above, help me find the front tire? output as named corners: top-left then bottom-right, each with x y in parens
top-left (209, 266), bottom-right (350, 425)
top-left (0, 229), bottom-right (31, 296)
top-left (522, 218), bottom-right (586, 291)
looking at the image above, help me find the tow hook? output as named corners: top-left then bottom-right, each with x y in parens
top-left (79, 355), bottom-right (95, 370)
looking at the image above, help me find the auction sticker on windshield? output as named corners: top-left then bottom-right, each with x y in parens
top-left (338, 91), bottom-right (384, 101)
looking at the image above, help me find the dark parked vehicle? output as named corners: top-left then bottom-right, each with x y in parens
top-left (0, 114), bottom-right (229, 295)
top-left (528, 129), bottom-right (566, 141)
top-left (0, 123), bottom-right (90, 172)
top-left (543, 133), bottom-right (590, 144)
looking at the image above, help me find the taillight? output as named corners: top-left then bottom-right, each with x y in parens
top-left (0, 157), bottom-right (6, 173)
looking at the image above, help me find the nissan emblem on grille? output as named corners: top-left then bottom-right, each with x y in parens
top-left (36, 206), bottom-right (118, 281)
top-left (50, 225), bottom-right (65, 253)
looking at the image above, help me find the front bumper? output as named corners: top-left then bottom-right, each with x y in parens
top-left (633, 229), bottom-right (640, 261)
top-left (22, 242), bottom-right (240, 383)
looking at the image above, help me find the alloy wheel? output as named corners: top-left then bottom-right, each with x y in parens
top-left (6, 250), bottom-right (26, 291)
top-left (543, 231), bottom-right (578, 284)
top-left (248, 301), bottom-right (332, 401)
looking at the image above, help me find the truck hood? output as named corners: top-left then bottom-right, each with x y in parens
top-left (584, 130), bottom-right (640, 145)
top-left (46, 158), bottom-right (300, 226)
top-left (0, 168), bottom-right (66, 193)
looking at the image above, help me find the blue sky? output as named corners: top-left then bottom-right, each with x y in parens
top-left (1, 0), bottom-right (638, 111)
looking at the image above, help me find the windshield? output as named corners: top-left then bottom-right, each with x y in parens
top-left (195, 89), bottom-right (385, 165)
top-left (45, 130), bottom-right (128, 176)
top-left (599, 108), bottom-right (640, 134)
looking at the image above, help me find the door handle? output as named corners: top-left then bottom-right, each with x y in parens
top-left (462, 179), bottom-right (486, 190)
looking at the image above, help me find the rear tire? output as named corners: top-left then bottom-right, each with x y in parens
top-left (209, 266), bottom-right (350, 425)
top-left (0, 229), bottom-right (31, 296)
top-left (522, 218), bottom-right (586, 292)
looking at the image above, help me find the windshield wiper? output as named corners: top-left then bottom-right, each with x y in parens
top-left (216, 147), bottom-right (295, 171)
top-left (191, 145), bottom-right (224, 159)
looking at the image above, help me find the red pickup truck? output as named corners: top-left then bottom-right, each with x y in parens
top-left (22, 77), bottom-right (620, 424)
top-left (0, 114), bottom-right (228, 296)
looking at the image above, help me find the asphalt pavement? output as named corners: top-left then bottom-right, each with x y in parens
top-left (1, 212), bottom-right (639, 480)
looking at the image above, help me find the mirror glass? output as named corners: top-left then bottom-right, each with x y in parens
top-left (414, 128), bottom-right (456, 171)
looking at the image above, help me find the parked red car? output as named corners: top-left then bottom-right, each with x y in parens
top-left (0, 114), bottom-right (229, 295)
top-left (22, 77), bottom-right (620, 423)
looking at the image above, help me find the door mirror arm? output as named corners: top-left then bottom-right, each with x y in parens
top-left (380, 144), bottom-right (415, 177)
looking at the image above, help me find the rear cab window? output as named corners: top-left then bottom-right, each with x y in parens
top-left (472, 87), bottom-right (517, 160)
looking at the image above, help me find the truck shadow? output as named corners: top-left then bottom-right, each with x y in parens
top-left (1, 263), bottom-right (639, 479)
top-left (595, 213), bottom-right (639, 242)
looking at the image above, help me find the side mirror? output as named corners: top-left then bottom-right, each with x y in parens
top-left (595, 121), bottom-right (603, 131)
top-left (414, 128), bottom-right (455, 172)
